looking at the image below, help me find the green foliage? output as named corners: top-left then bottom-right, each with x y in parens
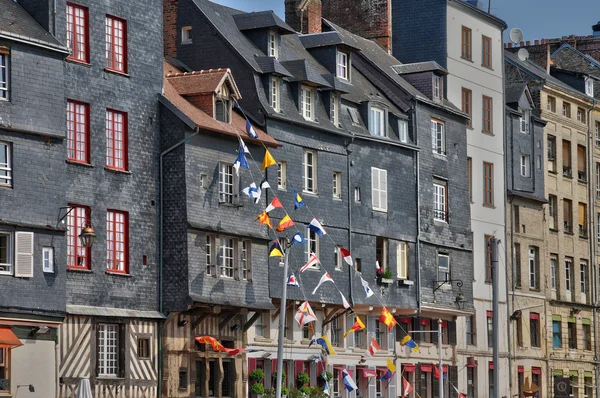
top-left (319, 371), bottom-right (333, 382)
top-left (381, 269), bottom-right (393, 279)
top-left (288, 388), bottom-right (304, 398)
top-left (299, 386), bottom-right (311, 395)
top-left (250, 383), bottom-right (265, 395)
top-left (273, 370), bottom-right (287, 380)
top-left (296, 371), bottom-right (310, 387)
top-left (263, 388), bottom-right (275, 398)
top-left (281, 386), bottom-right (289, 395)
top-left (249, 369), bottom-right (264, 383)
top-left (308, 386), bottom-right (329, 398)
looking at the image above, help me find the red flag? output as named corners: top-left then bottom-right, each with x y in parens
top-left (194, 336), bottom-right (245, 356)
top-left (339, 247), bottom-right (353, 265)
top-left (402, 377), bottom-right (413, 397)
top-left (432, 362), bottom-right (441, 380)
top-left (379, 307), bottom-right (398, 331)
top-left (265, 197), bottom-right (283, 213)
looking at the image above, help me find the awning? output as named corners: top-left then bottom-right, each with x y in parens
top-left (532, 367), bottom-right (541, 375)
top-left (0, 327), bottom-right (22, 348)
top-left (362, 369), bottom-right (377, 378)
top-left (403, 364), bottom-right (416, 373)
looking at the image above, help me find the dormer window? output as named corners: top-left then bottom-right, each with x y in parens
top-left (182, 26), bottom-right (192, 44)
top-left (269, 29), bottom-right (278, 59)
top-left (433, 75), bottom-right (442, 101)
top-left (301, 85), bottom-right (314, 121)
top-left (337, 51), bottom-right (349, 81)
top-left (519, 108), bottom-right (530, 134)
top-left (369, 106), bottom-right (386, 137)
top-left (215, 99), bottom-right (230, 122)
top-left (271, 76), bottom-right (280, 112)
top-left (399, 119), bottom-right (408, 143)
top-left (331, 93), bottom-right (339, 127)
top-left (585, 77), bottom-right (594, 96)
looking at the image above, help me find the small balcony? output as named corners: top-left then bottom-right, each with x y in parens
top-left (564, 221), bottom-right (573, 234)
top-left (433, 209), bottom-right (447, 222)
top-left (578, 170), bottom-right (587, 182)
top-left (579, 225), bottom-right (588, 239)
top-left (563, 166), bottom-right (572, 178)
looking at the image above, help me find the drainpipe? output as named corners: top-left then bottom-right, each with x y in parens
top-left (507, 111), bottom-right (515, 398)
top-left (412, 102), bottom-right (422, 315)
top-left (346, 137), bottom-right (355, 306)
top-left (52, 0), bottom-right (56, 36)
top-left (158, 126), bottom-right (200, 398)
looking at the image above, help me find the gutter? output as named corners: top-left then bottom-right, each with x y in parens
top-left (346, 136), bottom-right (355, 306)
top-left (0, 32), bottom-right (68, 54)
top-left (413, 102), bottom-right (422, 315)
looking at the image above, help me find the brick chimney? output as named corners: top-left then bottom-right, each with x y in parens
top-left (285, 0), bottom-right (322, 34)
top-left (163, 0), bottom-right (179, 58)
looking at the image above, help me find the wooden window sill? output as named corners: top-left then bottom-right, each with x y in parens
top-left (106, 270), bottom-right (131, 277)
top-left (66, 58), bottom-right (91, 67)
top-left (105, 166), bottom-right (131, 175)
top-left (67, 267), bottom-right (92, 273)
top-left (66, 160), bottom-right (93, 168)
top-left (104, 68), bottom-right (130, 77)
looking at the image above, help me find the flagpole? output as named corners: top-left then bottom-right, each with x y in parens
top-left (438, 319), bottom-right (443, 398)
top-left (275, 239), bottom-right (290, 398)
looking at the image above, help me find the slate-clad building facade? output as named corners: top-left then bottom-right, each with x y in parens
top-left (163, 1), bottom-right (472, 396)
top-left (0, 0), bottom-right (69, 395)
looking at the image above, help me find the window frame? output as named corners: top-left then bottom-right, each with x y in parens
top-left (461, 26), bottom-right (472, 60)
top-left (431, 119), bottom-right (446, 155)
top-left (218, 162), bottom-right (235, 204)
top-left (240, 240), bottom-right (251, 281)
top-left (181, 26), bottom-right (192, 44)
top-left (552, 320), bottom-right (562, 348)
top-left (67, 205), bottom-right (92, 270)
top-left (483, 162), bottom-right (494, 206)
top-left (485, 235), bottom-right (494, 283)
top-left (332, 171), bottom-right (342, 199)
top-left (218, 237), bottom-right (235, 279)
top-left (585, 77), bottom-right (594, 96)
top-left (529, 314), bottom-right (541, 347)
top-left (268, 29), bottom-right (278, 59)
top-left (106, 210), bottom-right (129, 274)
top-left (303, 149), bottom-right (317, 194)
top-left (105, 14), bottom-right (127, 73)
top-left (465, 314), bottom-right (476, 346)
top-left (66, 2), bottom-right (89, 63)
top-left (106, 109), bottom-right (128, 171)
top-left (482, 35), bottom-right (492, 68)
top-left (371, 167), bottom-right (388, 212)
top-left (0, 141), bottom-right (12, 187)
top-left (486, 311), bottom-right (493, 348)
top-left (368, 106), bottom-right (386, 137)
top-left (67, 100), bottom-right (90, 164)
top-left (0, 232), bottom-right (12, 275)
top-left (482, 95), bottom-right (493, 134)
top-left (547, 96), bottom-right (556, 112)
top-left (331, 92), bottom-right (339, 127)
top-left (305, 228), bottom-right (320, 264)
top-left (433, 182), bottom-right (448, 222)
top-left (565, 258), bottom-right (573, 292)
top-left (0, 50), bottom-right (9, 101)
top-left (43, 247), bottom-right (54, 273)
top-left (336, 50), bottom-right (349, 80)
top-left (580, 260), bottom-right (588, 297)
top-left (563, 102), bottom-right (571, 118)
top-left (432, 75), bottom-right (442, 101)
top-left (277, 161), bottom-right (287, 190)
top-left (398, 119), bottom-right (408, 143)
top-left (437, 253), bottom-right (450, 282)
top-left (271, 76), bottom-right (280, 112)
top-left (467, 157), bottom-right (472, 201)
top-left (97, 323), bottom-right (120, 376)
top-left (462, 88), bottom-right (472, 128)
top-left (300, 85), bottom-right (315, 121)
top-left (137, 337), bottom-right (150, 360)
top-left (397, 241), bottom-right (408, 280)
top-left (550, 255), bottom-right (557, 291)
top-left (520, 155), bottom-right (531, 177)
top-left (528, 246), bottom-right (538, 290)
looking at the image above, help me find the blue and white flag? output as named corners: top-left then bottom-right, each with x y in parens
top-left (291, 232), bottom-right (305, 245)
top-left (233, 141), bottom-right (249, 176)
top-left (242, 183), bottom-right (260, 200)
top-left (238, 136), bottom-right (249, 153)
top-left (323, 381), bottom-right (330, 396)
top-left (246, 119), bottom-right (259, 139)
top-left (308, 217), bottom-right (327, 236)
top-left (342, 369), bottom-right (357, 392)
top-left (287, 273), bottom-right (299, 287)
top-left (360, 276), bottom-right (374, 298)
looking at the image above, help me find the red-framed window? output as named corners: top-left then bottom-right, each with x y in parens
top-left (67, 100), bottom-right (90, 163)
top-left (105, 15), bottom-right (127, 73)
top-left (67, 205), bottom-right (91, 269)
top-left (107, 210), bottom-right (128, 274)
top-left (66, 3), bottom-right (89, 63)
top-left (106, 109), bottom-right (128, 170)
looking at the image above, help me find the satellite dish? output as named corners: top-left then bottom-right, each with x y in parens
top-left (509, 28), bottom-right (524, 44)
top-left (518, 48), bottom-right (530, 62)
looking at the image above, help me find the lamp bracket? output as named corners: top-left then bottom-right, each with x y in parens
top-left (433, 279), bottom-right (463, 293)
top-left (56, 207), bottom-right (75, 228)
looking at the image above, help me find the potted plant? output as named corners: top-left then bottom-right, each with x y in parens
top-left (299, 386), bottom-right (311, 397)
top-left (281, 385), bottom-right (289, 398)
top-left (263, 388), bottom-right (275, 398)
top-left (377, 269), bottom-right (394, 285)
top-left (296, 371), bottom-right (310, 389)
top-left (250, 369), bottom-right (265, 398)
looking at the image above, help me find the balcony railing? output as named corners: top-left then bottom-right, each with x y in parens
top-left (564, 221), bottom-right (573, 234)
top-left (433, 209), bottom-right (447, 222)
top-left (578, 170), bottom-right (587, 182)
top-left (579, 225), bottom-right (588, 238)
top-left (563, 166), bottom-right (572, 178)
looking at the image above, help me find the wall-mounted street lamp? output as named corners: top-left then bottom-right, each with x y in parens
top-left (433, 279), bottom-right (467, 310)
top-left (57, 207), bottom-right (96, 248)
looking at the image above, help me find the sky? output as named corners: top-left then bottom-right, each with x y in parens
top-left (213, 0), bottom-right (600, 43)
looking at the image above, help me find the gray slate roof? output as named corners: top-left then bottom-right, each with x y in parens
top-left (551, 43), bottom-right (600, 80)
top-left (0, 0), bottom-right (66, 51)
top-left (254, 56), bottom-right (293, 77)
top-left (505, 83), bottom-right (526, 104)
top-left (393, 61), bottom-right (448, 75)
top-left (299, 31), bottom-right (360, 51)
top-left (232, 10), bottom-right (295, 34)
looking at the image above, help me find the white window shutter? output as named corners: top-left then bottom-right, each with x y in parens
top-left (15, 232), bottom-right (34, 277)
top-left (371, 168), bottom-right (379, 209)
top-left (380, 170), bottom-right (387, 211)
top-left (431, 121), bottom-right (436, 149)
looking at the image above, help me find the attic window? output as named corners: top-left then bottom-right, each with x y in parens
top-left (433, 75), bottom-right (442, 101)
top-left (369, 106), bottom-right (386, 137)
top-left (337, 51), bottom-right (349, 81)
top-left (348, 108), bottom-right (360, 126)
top-left (182, 26), bottom-right (192, 44)
top-left (585, 78), bottom-right (594, 96)
top-left (269, 30), bottom-right (278, 59)
top-left (216, 99), bottom-right (230, 123)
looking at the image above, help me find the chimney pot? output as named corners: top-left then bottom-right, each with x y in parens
top-left (508, 43), bottom-right (512, 48)
top-left (519, 41), bottom-right (524, 46)
top-left (525, 40), bottom-right (530, 46)
top-left (534, 40), bottom-right (539, 45)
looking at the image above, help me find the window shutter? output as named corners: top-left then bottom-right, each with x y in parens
top-left (15, 232), bottom-right (34, 277)
top-left (371, 168), bottom-right (379, 209)
top-left (368, 366), bottom-right (377, 397)
top-left (387, 320), bottom-right (394, 351)
top-left (294, 360), bottom-right (304, 381)
top-left (380, 170), bottom-right (387, 211)
top-left (119, 323), bottom-right (126, 378)
top-left (248, 358), bottom-right (257, 374)
top-left (366, 316), bottom-right (376, 350)
top-left (346, 314), bottom-right (354, 348)
top-left (448, 320), bottom-right (457, 345)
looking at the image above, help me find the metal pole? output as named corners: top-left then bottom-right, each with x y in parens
top-left (275, 241), bottom-right (290, 398)
top-left (492, 237), bottom-right (500, 398)
top-left (438, 319), bottom-right (444, 398)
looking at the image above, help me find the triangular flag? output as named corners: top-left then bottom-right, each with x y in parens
top-left (402, 377), bottom-right (414, 397)
top-left (360, 276), bottom-right (374, 298)
top-left (339, 248), bottom-right (353, 266)
top-left (376, 260), bottom-right (382, 273)
top-left (265, 197), bottom-right (283, 213)
top-left (312, 272), bottom-right (334, 295)
top-left (260, 179), bottom-right (270, 190)
top-left (432, 363), bottom-right (441, 380)
top-left (238, 136), bottom-right (249, 153)
top-left (342, 369), bottom-right (357, 392)
top-left (300, 253), bottom-right (320, 272)
top-left (308, 218), bottom-right (327, 236)
top-left (340, 291), bottom-right (351, 309)
top-left (343, 316), bottom-right (365, 338)
top-left (255, 211), bottom-right (273, 229)
top-left (295, 301), bottom-right (317, 326)
top-left (363, 337), bottom-right (381, 358)
top-left (452, 385), bottom-right (467, 398)
top-left (245, 119), bottom-right (258, 139)
top-left (261, 149), bottom-right (277, 170)
top-left (287, 273), bottom-right (299, 287)
top-left (276, 214), bottom-right (295, 232)
top-left (400, 335), bottom-right (420, 352)
top-left (381, 358), bottom-right (396, 382)
top-left (292, 185), bottom-right (305, 209)
top-left (292, 232), bottom-right (305, 245)
top-left (379, 307), bottom-right (398, 332)
top-left (233, 145), bottom-right (249, 176)
top-left (323, 381), bottom-right (330, 396)
top-left (269, 240), bottom-right (284, 257)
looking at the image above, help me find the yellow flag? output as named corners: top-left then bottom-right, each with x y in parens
top-left (343, 316), bottom-right (365, 338)
top-left (276, 214), bottom-right (295, 232)
top-left (261, 149), bottom-right (277, 170)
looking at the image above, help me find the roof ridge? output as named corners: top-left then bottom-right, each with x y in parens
top-left (166, 68), bottom-right (229, 78)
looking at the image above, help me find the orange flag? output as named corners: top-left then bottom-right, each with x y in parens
top-left (379, 307), bottom-right (398, 332)
top-left (276, 214), bottom-right (295, 232)
top-left (255, 211), bottom-right (273, 229)
top-left (194, 336), bottom-right (245, 356)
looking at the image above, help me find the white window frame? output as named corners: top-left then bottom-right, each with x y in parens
top-left (334, 246), bottom-right (342, 270)
top-left (580, 261), bottom-right (587, 295)
top-left (301, 85), bottom-right (314, 121)
top-left (371, 167), bottom-right (388, 212)
top-left (586, 77), bottom-right (594, 96)
top-left (271, 76), bottom-right (280, 112)
top-left (565, 259), bottom-right (572, 292)
top-left (331, 93), bottom-right (339, 127)
top-left (303, 149), bottom-right (317, 193)
top-left (519, 109), bottom-right (530, 133)
top-left (333, 171), bottom-right (342, 199)
top-left (219, 237), bottom-right (235, 278)
top-left (369, 106), bottom-right (386, 137)
top-left (596, 122), bottom-right (600, 147)
top-left (206, 235), bottom-right (214, 275)
top-left (520, 155), bottom-right (531, 177)
top-left (577, 108), bottom-right (585, 123)
top-left (43, 247), bottom-right (54, 273)
top-left (241, 240), bottom-right (250, 280)
top-left (305, 228), bottom-right (320, 264)
top-left (0, 142), bottom-right (11, 187)
top-left (431, 119), bottom-right (445, 155)
top-left (98, 323), bottom-right (119, 376)
top-left (528, 246), bottom-right (537, 289)
top-left (336, 51), bottom-right (349, 80)
top-left (218, 162), bottom-right (235, 204)
top-left (0, 52), bottom-right (8, 101)
top-left (277, 161), bottom-right (287, 190)
top-left (433, 75), bottom-right (441, 100)
top-left (269, 29), bottom-right (278, 59)
top-left (438, 253), bottom-right (450, 281)
top-left (550, 256), bottom-right (557, 290)
top-left (181, 26), bottom-right (192, 44)
top-left (399, 119), bottom-right (408, 143)
top-left (433, 183), bottom-right (447, 222)
top-left (0, 232), bottom-right (12, 275)
top-left (397, 241), bottom-right (408, 279)
top-left (354, 187), bottom-right (361, 202)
